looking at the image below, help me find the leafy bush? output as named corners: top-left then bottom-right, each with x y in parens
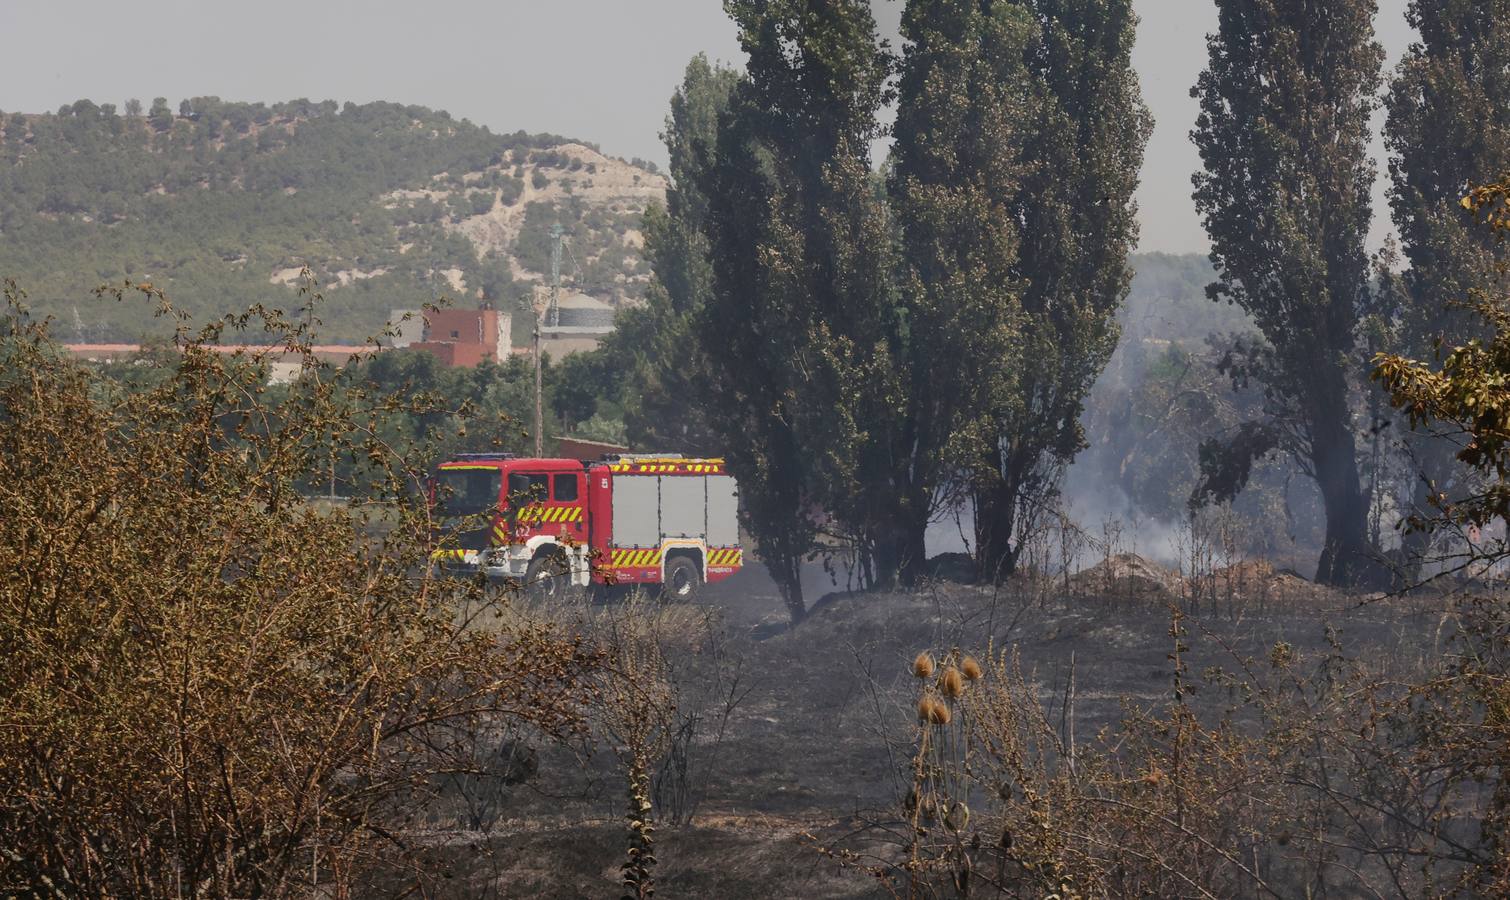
top-left (0, 280), bottom-right (604, 895)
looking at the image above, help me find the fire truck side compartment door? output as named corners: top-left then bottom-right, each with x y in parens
top-left (659, 475), bottom-right (705, 539)
top-left (706, 476), bottom-right (739, 546)
top-left (611, 475), bottom-right (660, 547)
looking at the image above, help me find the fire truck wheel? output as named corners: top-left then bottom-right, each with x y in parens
top-left (660, 556), bottom-right (703, 603)
top-left (524, 555), bottom-right (571, 602)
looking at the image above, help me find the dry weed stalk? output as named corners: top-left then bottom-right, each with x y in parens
top-left (593, 594), bottom-right (679, 900)
top-left (834, 581), bottom-right (1510, 899)
top-left (885, 639), bottom-right (1281, 899)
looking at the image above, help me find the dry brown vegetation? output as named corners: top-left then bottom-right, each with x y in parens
top-left (0, 280), bottom-right (612, 896)
top-left (4, 277), bottom-right (1509, 899)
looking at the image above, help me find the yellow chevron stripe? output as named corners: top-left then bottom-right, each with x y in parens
top-left (705, 548), bottom-right (742, 567)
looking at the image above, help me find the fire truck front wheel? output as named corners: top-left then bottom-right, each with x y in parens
top-left (524, 554), bottom-right (572, 602)
top-left (661, 555), bottom-right (703, 603)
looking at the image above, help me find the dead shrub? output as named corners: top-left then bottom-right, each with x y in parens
top-left (0, 281), bottom-right (605, 896)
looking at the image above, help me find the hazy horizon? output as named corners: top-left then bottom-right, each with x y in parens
top-left (2, 0), bottom-right (1412, 255)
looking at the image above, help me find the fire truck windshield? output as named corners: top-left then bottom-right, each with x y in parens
top-left (433, 469), bottom-right (500, 518)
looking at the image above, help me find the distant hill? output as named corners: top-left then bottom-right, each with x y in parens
top-left (0, 98), bottom-right (667, 342)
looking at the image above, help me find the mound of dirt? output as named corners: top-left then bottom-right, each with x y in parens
top-left (1070, 552), bottom-right (1183, 603)
top-left (926, 552), bottom-right (977, 584)
top-left (1196, 559), bottom-right (1325, 607)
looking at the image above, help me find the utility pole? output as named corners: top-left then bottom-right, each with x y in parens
top-left (533, 223), bottom-right (564, 457)
top-left (548, 222), bottom-right (564, 328)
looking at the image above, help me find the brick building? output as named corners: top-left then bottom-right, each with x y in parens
top-left (410, 308), bottom-right (511, 367)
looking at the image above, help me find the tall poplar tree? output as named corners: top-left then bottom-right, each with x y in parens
top-left (968, 0), bottom-right (1151, 577)
top-left (695, 0), bottom-right (897, 616)
top-left (890, 0), bottom-right (1034, 579)
top-left (607, 55), bottom-right (738, 453)
top-left (1385, 0), bottom-right (1510, 570)
top-left (1192, 0), bottom-right (1385, 587)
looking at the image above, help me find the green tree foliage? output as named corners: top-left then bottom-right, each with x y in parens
top-left (674, 0), bottom-right (1147, 603)
top-left (600, 54), bottom-right (738, 455)
top-left (1373, 184), bottom-right (1510, 886)
top-left (889, 0), bottom-right (1035, 583)
top-left (930, 0), bottom-right (1150, 579)
top-left (695, 0), bottom-right (897, 617)
top-left (1384, 0), bottom-right (1510, 569)
top-left (0, 99), bottom-right (645, 343)
top-left (339, 347), bottom-right (543, 480)
top-left (1377, 176), bottom-right (1510, 545)
top-left (1192, 0), bottom-right (1385, 587)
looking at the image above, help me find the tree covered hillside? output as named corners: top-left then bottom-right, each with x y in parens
top-left (0, 98), bottom-right (666, 341)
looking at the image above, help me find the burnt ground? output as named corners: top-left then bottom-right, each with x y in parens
top-left (404, 559), bottom-right (1447, 899)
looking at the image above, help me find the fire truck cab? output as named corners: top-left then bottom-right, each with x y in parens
top-left (430, 453), bottom-right (742, 599)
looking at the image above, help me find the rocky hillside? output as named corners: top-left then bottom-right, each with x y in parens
top-left (0, 98), bottom-right (666, 342)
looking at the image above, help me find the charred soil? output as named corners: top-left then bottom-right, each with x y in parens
top-left (401, 556), bottom-right (1445, 898)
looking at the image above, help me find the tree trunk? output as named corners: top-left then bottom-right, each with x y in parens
top-left (763, 550), bottom-right (805, 624)
top-left (892, 510), bottom-right (931, 589)
top-left (974, 467), bottom-right (1023, 583)
top-left (1396, 433), bottom-right (1465, 584)
top-left (1310, 414), bottom-right (1380, 588)
top-left (867, 508), bottom-right (930, 590)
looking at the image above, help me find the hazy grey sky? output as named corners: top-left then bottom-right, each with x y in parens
top-left (1, 0), bottom-right (1413, 254)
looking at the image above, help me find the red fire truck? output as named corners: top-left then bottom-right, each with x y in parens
top-left (429, 453), bottom-right (743, 599)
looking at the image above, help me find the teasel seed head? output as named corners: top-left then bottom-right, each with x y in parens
top-left (917, 694), bottom-right (936, 723)
top-left (941, 665), bottom-right (965, 699)
top-left (961, 655), bottom-right (983, 681)
top-left (918, 694), bottom-right (951, 726)
top-left (912, 651), bottom-right (936, 679)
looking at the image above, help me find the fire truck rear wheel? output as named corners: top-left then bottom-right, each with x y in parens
top-left (661, 556), bottom-right (703, 603)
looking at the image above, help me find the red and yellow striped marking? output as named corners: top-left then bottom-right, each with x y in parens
top-left (515, 505), bottom-right (583, 525)
top-left (707, 548), bottom-right (742, 567)
top-left (607, 547), bottom-right (742, 569)
top-left (611, 547), bottom-right (664, 568)
top-left (607, 457), bottom-right (726, 475)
